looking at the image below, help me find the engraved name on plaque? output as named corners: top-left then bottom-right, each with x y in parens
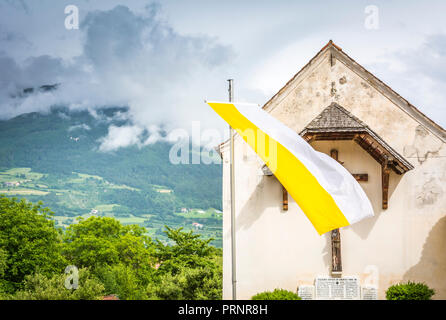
top-left (315, 276), bottom-right (360, 300)
top-left (361, 285), bottom-right (378, 300)
top-left (298, 285), bottom-right (315, 300)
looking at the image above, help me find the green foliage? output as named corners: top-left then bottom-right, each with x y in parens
top-left (251, 289), bottom-right (301, 300)
top-left (147, 264), bottom-right (222, 300)
top-left (0, 195), bottom-right (66, 292)
top-left (0, 248), bottom-right (7, 277)
top-left (147, 226), bottom-right (222, 299)
top-left (0, 197), bottom-right (222, 300)
top-left (61, 217), bottom-right (158, 300)
top-left (386, 281), bottom-right (435, 300)
top-left (96, 263), bottom-right (153, 300)
top-left (62, 216), bottom-right (155, 271)
top-left (0, 248), bottom-right (7, 293)
top-left (0, 107), bottom-right (223, 247)
top-left (154, 226), bottom-right (220, 275)
top-left (1, 268), bottom-right (104, 300)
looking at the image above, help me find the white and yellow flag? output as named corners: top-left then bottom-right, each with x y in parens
top-left (207, 101), bottom-right (374, 235)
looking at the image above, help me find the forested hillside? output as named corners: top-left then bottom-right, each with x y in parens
top-left (0, 107), bottom-right (222, 246)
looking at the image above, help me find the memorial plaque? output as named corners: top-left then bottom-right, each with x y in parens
top-left (361, 285), bottom-right (378, 300)
top-left (315, 276), bottom-right (360, 300)
top-left (297, 285), bottom-right (315, 300)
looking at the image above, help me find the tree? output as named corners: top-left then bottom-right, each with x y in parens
top-left (154, 226), bottom-right (220, 275)
top-left (62, 216), bottom-right (155, 272)
top-left (0, 248), bottom-right (7, 277)
top-left (97, 263), bottom-right (148, 300)
top-left (0, 196), bottom-right (223, 300)
top-left (148, 226), bottom-right (222, 299)
top-left (0, 196), bottom-right (66, 293)
top-left (1, 268), bottom-right (104, 300)
top-left (0, 248), bottom-right (7, 293)
top-left (147, 255), bottom-right (222, 300)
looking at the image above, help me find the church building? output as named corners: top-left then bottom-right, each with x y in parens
top-left (218, 41), bottom-right (446, 300)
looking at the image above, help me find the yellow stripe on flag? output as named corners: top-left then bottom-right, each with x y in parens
top-left (208, 102), bottom-right (350, 235)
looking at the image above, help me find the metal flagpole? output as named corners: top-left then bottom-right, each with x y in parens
top-left (228, 79), bottom-right (236, 300)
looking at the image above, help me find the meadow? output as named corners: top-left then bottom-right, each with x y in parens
top-left (0, 167), bottom-right (222, 247)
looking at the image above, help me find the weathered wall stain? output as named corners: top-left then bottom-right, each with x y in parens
top-left (404, 125), bottom-right (443, 164)
top-left (416, 177), bottom-right (443, 207)
top-left (330, 81), bottom-right (340, 100)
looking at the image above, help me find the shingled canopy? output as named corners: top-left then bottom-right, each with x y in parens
top-left (263, 102), bottom-right (413, 210)
top-left (298, 102), bottom-right (413, 209)
top-left (299, 102), bottom-right (413, 175)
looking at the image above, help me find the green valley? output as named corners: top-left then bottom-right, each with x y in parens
top-left (0, 108), bottom-right (222, 247)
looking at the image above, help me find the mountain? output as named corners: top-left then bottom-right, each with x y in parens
top-left (0, 107), bottom-right (222, 246)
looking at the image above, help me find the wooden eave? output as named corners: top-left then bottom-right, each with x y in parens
top-left (300, 129), bottom-right (413, 175)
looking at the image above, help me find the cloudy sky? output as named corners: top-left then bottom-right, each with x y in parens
top-left (0, 0), bottom-right (445, 150)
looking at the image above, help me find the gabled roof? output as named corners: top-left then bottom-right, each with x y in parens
top-left (301, 102), bottom-right (366, 131)
top-left (262, 40), bottom-right (446, 142)
top-left (300, 102), bottom-right (414, 174)
top-left (218, 40), bottom-right (446, 155)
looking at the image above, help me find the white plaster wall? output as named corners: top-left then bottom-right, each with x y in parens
top-left (222, 49), bottom-right (446, 300)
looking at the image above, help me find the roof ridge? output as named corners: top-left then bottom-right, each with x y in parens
top-left (218, 41), bottom-right (446, 153)
top-left (331, 45), bottom-right (446, 140)
top-left (260, 41), bottom-right (445, 141)
top-left (321, 40), bottom-right (343, 52)
top-left (262, 40), bottom-right (335, 111)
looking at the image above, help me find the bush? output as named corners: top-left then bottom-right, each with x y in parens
top-left (147, 262), bottom-right (222, 300)
top-left (1, 268), bottom-right (105, 300)
top-left (251, 289), bottom-right (301, 300)
top-left (386, 281), bottom-right (435, 300)
top-left (97, 263), bottom-right (149, 300)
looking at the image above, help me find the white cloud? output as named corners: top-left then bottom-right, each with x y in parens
top-left (1, 0), bottom-right (446, 151)
top-left (98, 125), bottom-right (145, 152)
top-left (0, 4), bottom-right (234, 151)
